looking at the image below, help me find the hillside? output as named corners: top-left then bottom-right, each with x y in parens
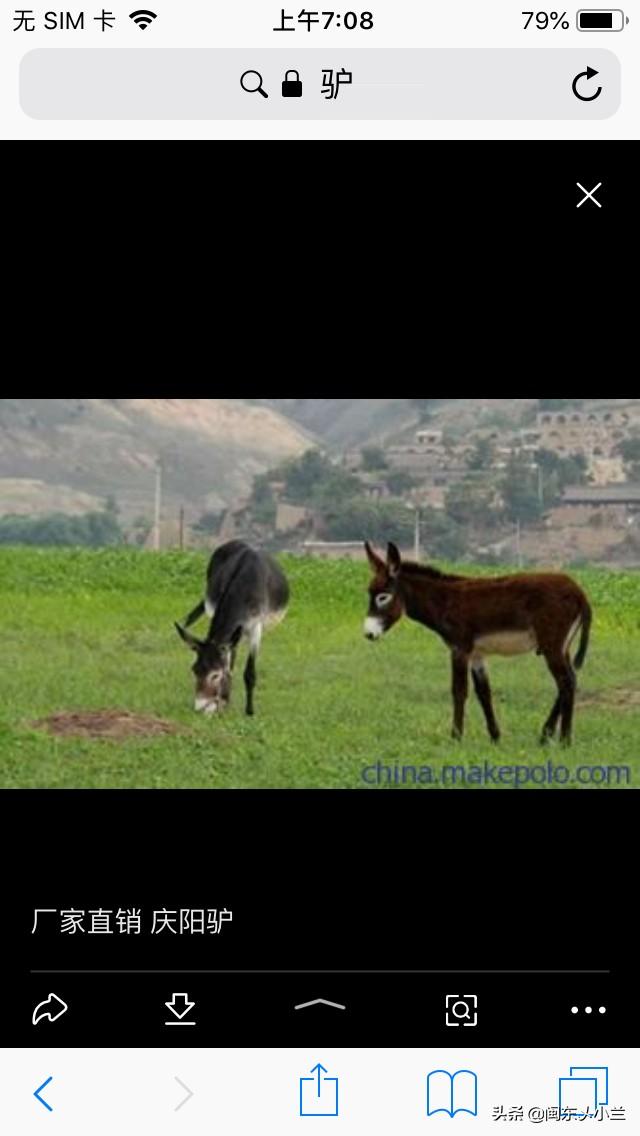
top-left (0, 399), bottom-right (309, 519)
top-left (2, 398), bottom-right (637, 523)
top-left (257, 398), bottom-right (639, 446)
top-left (255, 398), bottom-right (534, 444)
top-left (251, 399), bottom-right (419, 446)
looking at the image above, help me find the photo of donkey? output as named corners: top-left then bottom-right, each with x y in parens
top-left (175, 541), bottom-right (290, 718)
top-left (363, 542), bottom-right (593, 747)
top-left (1, 542), bottom-right (637, 788)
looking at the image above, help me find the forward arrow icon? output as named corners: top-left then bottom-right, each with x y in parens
top-left (175, 1077), bottom-right (195, 1112)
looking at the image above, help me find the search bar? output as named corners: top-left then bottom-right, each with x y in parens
top-left (19, 49), bottom-right (621, 120)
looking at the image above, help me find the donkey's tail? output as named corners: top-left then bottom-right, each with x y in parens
top-left (574, 603), bottom-right (593, 671)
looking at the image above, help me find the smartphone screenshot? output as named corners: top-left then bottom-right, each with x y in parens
top-left (1, 397), bottom-right (637, 1132)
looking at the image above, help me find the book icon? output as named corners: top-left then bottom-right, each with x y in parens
top-left (427, 1070), bottom-right (478, 1118)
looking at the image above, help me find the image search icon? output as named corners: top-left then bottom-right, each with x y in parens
top-left (446, 994), bottom-right (478, 1028)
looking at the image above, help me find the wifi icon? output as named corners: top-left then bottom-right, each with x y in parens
top-left (129, 9), bottom-right (158, 30)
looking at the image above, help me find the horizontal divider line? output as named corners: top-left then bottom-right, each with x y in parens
top-left (31, 969), bottom-right (612, 976)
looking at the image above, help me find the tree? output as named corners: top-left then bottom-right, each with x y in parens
top-left (85, 511), bottom-right (123, 546)
top-left (501, 454), bottom-right (544, 523)
top-left (445, 480), bottom-right (498, 529)
top-left (131, 515), bottom-right (152, 546)
top-left (466, 438), bottom-right (494, 471)
top-left (194, 511), bottom-right (223, 536)
top-left (418, 508), bottom-right (467, 560)
top-left (282, 450), bottom-right (329, 502)
top-left (361, 445), bottom-right (388, 472)
top-left (323, 500), bottom-right (415, 545)
top-left (258, 450), bottom-right (361, 509)
top-left (250, 476), bottom-right (277, 525)
top-left (0, 510), bottom-right (123, 547)
top-left (321, 500), bottom-right (467, 559)
top-left (535, 449), bottom-right (588, 500)
top-left (385, 470), bottom-right (418, 496)
top-left (618, 437), bottom-right (640, 465)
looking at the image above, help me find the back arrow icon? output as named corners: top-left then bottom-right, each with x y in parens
top-left (34, 1077), bottom-right (54, 1113)
top-left (573, 67), bottom-right (603, 101)
top-left (32, 994), bottom-right (69, 1026)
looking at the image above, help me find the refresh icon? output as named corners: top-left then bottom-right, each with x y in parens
top-left (573, 66), bottom-right (603, 101)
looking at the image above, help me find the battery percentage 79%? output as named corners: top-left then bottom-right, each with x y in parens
top-left (522, 11), bottom-right (571, 29)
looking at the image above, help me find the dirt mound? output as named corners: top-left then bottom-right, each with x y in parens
top-left (33, 710), bottom-right (179, 740)
top-left (579, 688), bottom-right (640, 710)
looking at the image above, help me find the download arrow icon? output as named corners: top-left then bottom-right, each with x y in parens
top-left (165, 993), bottom-right (197, 1024)
top-left (32, 994), bottom-right (69, 1027)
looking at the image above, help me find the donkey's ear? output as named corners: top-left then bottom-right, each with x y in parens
top-left (175, 623), bottom-right (203, 651)
top-left (365, 541), bottom-right (386, 573)
top-left (387, 542), bottom-right (402, 577)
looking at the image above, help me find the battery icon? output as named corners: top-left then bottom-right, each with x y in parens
top-left (577, 10), bottom-right (627, 30)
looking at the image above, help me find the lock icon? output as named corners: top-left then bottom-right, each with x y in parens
top-left (282, 70), bottom-right (303, 98)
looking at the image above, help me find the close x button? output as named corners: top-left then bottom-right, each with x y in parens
top-left (577, 181), bottom-right (603, 208)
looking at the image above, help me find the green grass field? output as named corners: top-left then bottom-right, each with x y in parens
top-left (1, 548), bottom-right (638, 789)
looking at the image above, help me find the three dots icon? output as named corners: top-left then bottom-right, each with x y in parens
top-left (571, 1006), bottom-right (607, 1015)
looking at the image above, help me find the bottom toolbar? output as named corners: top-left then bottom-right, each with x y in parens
top-left (4, 1048), bottom-right (636, 1135)
top-left (22, 972), bottom-right (617, 1045)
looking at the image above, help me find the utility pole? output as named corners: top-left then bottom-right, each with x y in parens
top-left (407, 501), bottom-right (422, 561)
top-left (537, 463), bottom-right (544, 508)
top-left (153, 460), bottom-right (162, 552)
top-left (179, 506), bottom-right (185, 552)
top-left (516, 519), bottom-right (523, 569)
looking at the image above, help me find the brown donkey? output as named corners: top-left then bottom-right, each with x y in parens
top-left (364, 542), bottom-right (592, 746)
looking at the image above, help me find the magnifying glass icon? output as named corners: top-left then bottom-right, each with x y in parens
top-left (241, 71), bottom-right (269, 99)
top-left (451, 1001), bottom-right (472, 1022)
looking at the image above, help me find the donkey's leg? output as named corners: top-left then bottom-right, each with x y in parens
top-left (540, 654), bottom-right (572, 744)
top-left (560, 658), bottom-right (577, 746)
top-left (471, 659), bottom-right (501, 744)
top-left (540, 695), bottom-right (562, 745)
top-left (544, 653), bottom-right (577, 747)
top-left (451, 650), bottom-right (470, 741)
top-left (244, 654), bottom-right (257, 717)
top-left (183, 600), bottom-right (206, 629)
top-left (244, 622), bottom-right (263, 717)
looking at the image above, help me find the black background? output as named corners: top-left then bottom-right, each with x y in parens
top-left (4, 788), bottom-right (634, 1046)
top-left (7, 103), bottom-right (637, 1059)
